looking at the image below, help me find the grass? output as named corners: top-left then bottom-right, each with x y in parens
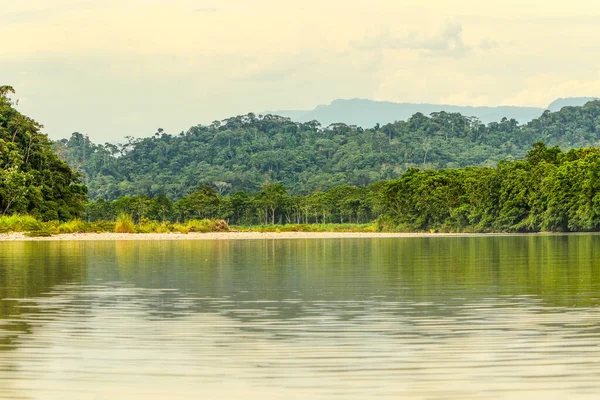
top-left (0, 215), bottom-right (416, 237)
top-left (0, 214), bottom-right (42, 233)
top-left (57, 219), bottom-right (87, 233)
top-left (0, 214), bottom-right (231, 236)
top-left (233, 223), bottom-right (377, 233)
top-left (114, 214), bottom-right (136, 233)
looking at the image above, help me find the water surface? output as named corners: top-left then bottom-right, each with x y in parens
top-left (1, 236), bottom-right (600, 399)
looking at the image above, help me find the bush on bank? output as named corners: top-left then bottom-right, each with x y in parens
top-left (0, 215), bottom-right (231, 236)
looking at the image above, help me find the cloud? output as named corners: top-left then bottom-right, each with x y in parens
top-left (5, 0), bottom-right (600, 143)
top-left (232, 57), bottom-right (300, 83)
top-left (479, 39), bottom-right (500, 50)
top-left (232, 52), bottom-right (323, 83)
top-left (352, 22), bottom-right (470, 58)
top-left (501, 75), bottom-right (600, 107)
top-left (0, 1), bottom-right (99, 25)
top-left (235, 66), bottom-right (292, 83)
top-left (193, 7), bottom-right (219, 13)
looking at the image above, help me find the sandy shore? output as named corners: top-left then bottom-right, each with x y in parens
top-left (0, 231), bottom-right (477, 241)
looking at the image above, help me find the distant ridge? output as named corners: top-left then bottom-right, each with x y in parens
top-left (264, 97), bottom-right (597, 128)
top-left (547, 97), bottom-right (599, 112)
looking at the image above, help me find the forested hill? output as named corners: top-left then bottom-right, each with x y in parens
top-left (0, 86), bottom-right (86, 220)
top-left (56, 101), bottom-right (600, 201)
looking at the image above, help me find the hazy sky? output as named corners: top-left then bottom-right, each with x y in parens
top-left (2, 0), bottom-right (600, 142)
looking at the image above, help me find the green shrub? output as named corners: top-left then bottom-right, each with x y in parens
top-left (57, 219), bottom-right (87, 233)
top-left (231, 223), bottom-right (375, 233)
top-left (184, 219), bottom-right (229, 233)
top-left (174, 224), bottom-right (190, 234)
top-left (154, 223), bottom-right (173, 233)
top-left (94, 221), bottom-right (116, 232)
top-left (373, 215), bottom-right (399, 232)
top-left (0, 214), bottom-right (41, 232)
top-left (114, 214), bottom-right (135, 233)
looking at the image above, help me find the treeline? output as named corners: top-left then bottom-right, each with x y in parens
top-left (83, 143), bottom-right (600, 233)
top-left (6, 83), bottom-right (600, 234)
top-left (385, 143), bottom-right (600, 232)
top-left (57, 101), bottom-right (600, 200)
top-left (0, 87), bottom-right (86, 220)
top-left (85, 182), bottom-right (386, 226)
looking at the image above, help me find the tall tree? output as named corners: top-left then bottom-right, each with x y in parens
top-left (0, 86), bottom-right (86, 220)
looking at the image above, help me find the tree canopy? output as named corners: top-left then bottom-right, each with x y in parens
top-left (56, 101), bottom-right (600, 201)
top-left (81, 143), bottom-right (600, 233)
top-left (0, 87), bottom-right (86, 220)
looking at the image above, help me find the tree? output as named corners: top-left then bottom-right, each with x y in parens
top-left (213, 181), bottom-right (231, 196)
top-left (254, 184), bottom-right (289, 225)
top-left (55, 100), bottom-right (600, 202)
top-left (0, 87), bottom-right (86, 220)
top-left (176, 185), bottom-right (220, 220)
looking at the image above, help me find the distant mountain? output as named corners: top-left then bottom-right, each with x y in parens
top-left (264, 98), bottom-right (597, 128)
top-left (547, 97), bottom-right (599, 112)
top-left (264, 99), bottom-right (546, 128)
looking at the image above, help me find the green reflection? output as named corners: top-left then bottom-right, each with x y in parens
top-left (2, 236), bottom-right (600, 399)
top-left (1, 235), bottom-right (600, 323)
top-left (0, 242), bottom-right (87, 349)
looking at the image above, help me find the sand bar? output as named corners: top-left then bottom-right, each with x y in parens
top-left (0, 231), bottom-right (489, 241)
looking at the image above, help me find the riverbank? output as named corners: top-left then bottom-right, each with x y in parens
top-left (0, 231), bottom-right (479, 241)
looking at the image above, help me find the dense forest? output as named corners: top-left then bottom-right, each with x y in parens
top-left (83, 142), bottom-right (600, 232)
top-left (4, 84), bottom-right (600, 233)
top-left (0, 87), bottom-right (86, 220)
top-left (56, 101), bottom-right (600, 200)
top-left (384, 143), bottom-right (600, 232)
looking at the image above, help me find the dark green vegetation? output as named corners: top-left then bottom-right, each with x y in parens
top-left (0, 87), bottom-right (86, 220)
top-left (79, 142), bottom-right (600, 232)
top-left (83, 182), bottom-right (385, 227)
top-left (384, 144), bottom-right (600, 232)
top-left (4, 84), bottom-right (600, 233)
top-left (58, 100), bottom-right (600, 200)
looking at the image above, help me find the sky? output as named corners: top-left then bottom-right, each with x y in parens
top-left (2, 0), bottom-right (600, 142)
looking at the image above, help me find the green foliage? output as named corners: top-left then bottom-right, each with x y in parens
top-left (6, 88), bottom-right (600, 234)
top-left (174, 219), bottom-right (229, 233)
top-left (254, 184), bottom-right (289, 225)
top-left (176, 186), bottom-right (220, 220)
top-left (83, 180), bottom-right (386, 227)
top-left (78, 141), bottom-right (600, 233)
top-left (382, 143), bottom-right (600, 232)
top-left (114, 214), bottom-right (136, 233)
top-left (0, 214), bottom-right (41, 233)
top-left (55, 101), bottom-right (600, 202)
top-left (235, 223), bottom-right (375, 233)
top-left (7, 141), bottom-right (600, 236)
top-left (0, 214), bottom-right (231, 236)
top-left (0, 86), bottom-right (87, 220)
top-left (57, 219), bottom-right (87, 233)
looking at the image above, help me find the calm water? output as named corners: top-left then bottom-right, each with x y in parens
top-left (1, 236), bottom-right (600, 399)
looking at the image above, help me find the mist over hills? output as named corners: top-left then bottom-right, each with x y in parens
top-left (265, 97), bottom-right (596, 128)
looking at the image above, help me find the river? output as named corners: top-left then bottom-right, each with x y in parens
top-left (1, 236), bottom-right (600, 399)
